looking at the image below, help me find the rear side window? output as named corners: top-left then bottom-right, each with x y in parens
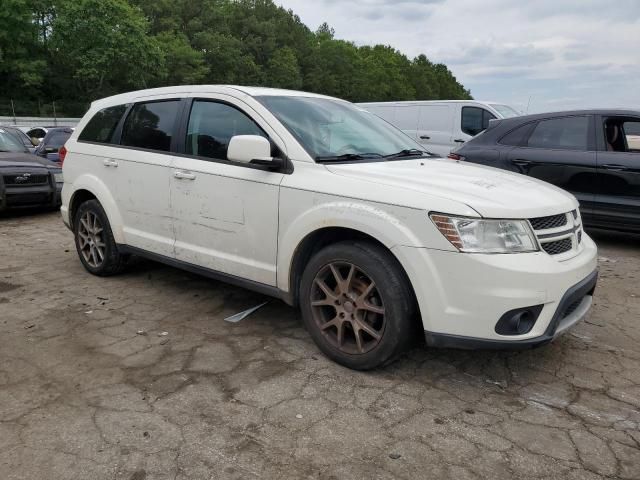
top-left (499, 123), bottom-right (535, 146)
top-left (527, 116), bottom-right (588, 151)
top-left (186, 100), bottom-right (265, 160)
top-left (121, 100), bottom-right (181, 152)
top-left (461, 107), bottom-right (496, 136)
top-left (79, 105), bottom-right (126, 144)
top-left (46, 131), bottom-right (71, 148)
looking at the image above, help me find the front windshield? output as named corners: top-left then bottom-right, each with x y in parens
top-left (490, 104), bottom-right (520, 118)
top-left (0, 129), bottom-right (28, 153)
top-left (257, 95), bottom-right (427, 160)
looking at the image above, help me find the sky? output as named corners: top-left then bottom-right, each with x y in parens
top-left (277, 0), bottom-right (640, 113)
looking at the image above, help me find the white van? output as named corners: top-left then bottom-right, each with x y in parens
top-left (358, 100), bottom-right (520, 157)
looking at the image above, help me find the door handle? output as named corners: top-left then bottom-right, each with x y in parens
top-left (601, 164), bottom-right (627, 171)
top-left (103, 159), bottom-right (118, 167)
top-left (419, 135), bottom-right (431, 140)
top-left (511, 159), bottom-right (532, 166)
top-left (173, 170), bottom-right (196, 180)
top-left (454, 139), bottom-right (465, 143)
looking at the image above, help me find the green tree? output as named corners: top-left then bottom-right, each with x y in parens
top-left (265, 46), bottom-right (302, 89)
top-left (51, 0), bottom-right (163, 97)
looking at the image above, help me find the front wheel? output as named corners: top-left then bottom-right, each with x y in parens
top-left (73, 199), bottom-right (127, 276)
top-left (299, 241), bottom-right (416, 370)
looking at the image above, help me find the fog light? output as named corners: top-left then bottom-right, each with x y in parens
top-left (495, 305), bottom-right (543, 335)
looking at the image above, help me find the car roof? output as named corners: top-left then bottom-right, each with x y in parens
top-left (90, 85), bottom-right (341, 110)
top-left (505, 109), bottom-right (640, 123)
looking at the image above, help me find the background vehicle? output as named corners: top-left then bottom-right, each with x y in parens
top-left (2, 126), bottom-right (38, 153)
top-left (0, 128), bottom-right (63, 211)
top-left (34, 127), bottom-right (73, 163)
top-left (60, 86), bottom-right (596, 370)
top-left (358, 100), bottom-right (520, 157)
top-left (25, 126), bottom-right (50, 143)
top-left (450, 109), bottom-right (640, 232)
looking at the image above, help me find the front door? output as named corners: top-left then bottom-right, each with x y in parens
top-left (503, 115), bottom-right (598, 219)
top-left (594, 115), bottom-right (640, 229)
top-left (170, 98), bottom-right (284, 286)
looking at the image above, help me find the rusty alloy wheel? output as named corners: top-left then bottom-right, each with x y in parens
top-left (77, 210), bottom-right (106, 268)
top-left (310, 261), bottom-right (386, 355)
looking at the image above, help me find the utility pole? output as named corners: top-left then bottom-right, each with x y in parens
top-left (11, 99), bottom-right (17, 125)
top-left (53, 101), bottom-right (57, 126)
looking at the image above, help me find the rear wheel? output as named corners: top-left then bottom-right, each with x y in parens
top-left (300, 241), bottom-right (415, 370)
top-left (73, 199), bottom-right (127, 276)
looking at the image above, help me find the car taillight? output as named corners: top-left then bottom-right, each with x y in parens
top-left (59, 145), bottom-right (67, 165)
top-left (447, 153), bottom-right (463, 161)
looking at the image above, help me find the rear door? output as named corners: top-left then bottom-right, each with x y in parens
top-left (110, 98), bottom-right (182, 257)
top-left (416, 104), bottom-right (453, 156)
top-left (594, 115), bottom-right (640, 229)
top-left (503, 115), bottom-right (598, 218)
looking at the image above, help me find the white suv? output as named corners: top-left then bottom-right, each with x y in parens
top-left (60, 86), bottom-right (598, 370)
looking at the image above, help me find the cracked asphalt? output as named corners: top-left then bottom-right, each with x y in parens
top-left (1, 211), bottom-right (640, 480)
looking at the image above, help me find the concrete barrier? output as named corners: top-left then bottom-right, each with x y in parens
top-left (0, 116), bottom-right (80, 128)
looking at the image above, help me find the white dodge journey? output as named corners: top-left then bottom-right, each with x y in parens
top-left (60, 86), bottom-right (598, 370)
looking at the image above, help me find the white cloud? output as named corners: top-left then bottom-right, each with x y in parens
top-left (277, 0), bottom-right (640, 112)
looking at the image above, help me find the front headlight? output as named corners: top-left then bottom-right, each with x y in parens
top-left (430, 213), bottom-right (539, 253)
top-left (53, 172), bottom-right (63, 183)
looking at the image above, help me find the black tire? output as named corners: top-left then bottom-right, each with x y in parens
top-left (299, 240), bottom-right (416, 370)
top-left (73, 199), bottom-right (127, 276)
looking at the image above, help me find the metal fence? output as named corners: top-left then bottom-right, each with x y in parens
top-left (0, 98), bottom-right (89, 120)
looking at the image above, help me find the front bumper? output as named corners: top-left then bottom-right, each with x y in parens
top-left (424, 269), bottom-right (597, 349)
top-left (392, 232), bottom-right (598, 345)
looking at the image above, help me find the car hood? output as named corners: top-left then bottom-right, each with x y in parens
top-left (326, 158), bottom-right (577, 218)
top-left (0, 152), bottom-right (57, 169)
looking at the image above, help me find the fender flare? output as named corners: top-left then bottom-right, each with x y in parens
top-left (276, 200), bottom-right (423, 292)
top-left (69, 174), bottom-right (125, 243)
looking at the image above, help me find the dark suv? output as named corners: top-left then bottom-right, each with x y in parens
top-left (0, 127), bottom-right (63, 211)
top-left (451, 110), bottom-right (640, 232)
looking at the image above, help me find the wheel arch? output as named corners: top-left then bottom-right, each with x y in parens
top-left (68, 176), bottom-right (125, 243)
top-left (283, 226), bottom-right (419, 321)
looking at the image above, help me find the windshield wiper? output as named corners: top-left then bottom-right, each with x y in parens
top-left (383, 148), bottom-right (433, 160)
top-left (315, 153), bottom-right (383, 163)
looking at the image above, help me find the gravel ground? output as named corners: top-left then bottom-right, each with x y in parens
top-left (1, 210), bottom-right (639, 480)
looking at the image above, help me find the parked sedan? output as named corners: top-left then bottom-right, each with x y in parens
top-left (450, 110), bottom-right (640, 232)
top-left (34, 127), bottom-right (73, 163)
top-left (0, 129), bottom-right (62, 211)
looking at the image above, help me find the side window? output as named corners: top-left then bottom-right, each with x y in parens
top-left (46, 132), bottom-right (71, 148)
top-left (121, 100), bottom-right (181, 152)
top-left (499, 123), bottom-right (535, 146)
top-left (623, 120), bottom-right (640, 151)
top-left (461, 107), bottom-right (496, 136)
top-left (528, 116), bottom-right (588, 151)
top-left (186, 100), bottom-right (265, 160)
top-left (79, 105), bottom-right (126, 144)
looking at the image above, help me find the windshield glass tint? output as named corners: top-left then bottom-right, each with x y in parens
top-left (490, 104), bottom-right (520, 118)
top-left (0, 129), bottom-right (28, 153)
top-left (257, 96), bottom-right (423, 159)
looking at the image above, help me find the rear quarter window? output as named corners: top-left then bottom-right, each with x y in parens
top-left (79, 105), bottom-right (127, 144)
top-left (121, 100), bottom-right (181, 152)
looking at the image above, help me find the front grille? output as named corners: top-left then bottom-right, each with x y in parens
top-left (529, 213), bottom-right (567, 231)
top-left (562, 297), bottom-right (583, 319)
top-left (6, 193), bottom-right (51, 206)
top-left (3, 174), bottom-right (49, 186)
top-left (541, 238), bottom-right (573, 255)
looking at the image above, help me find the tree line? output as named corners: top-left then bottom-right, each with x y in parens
top-left (0, 0), bottom-right (472, 116)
